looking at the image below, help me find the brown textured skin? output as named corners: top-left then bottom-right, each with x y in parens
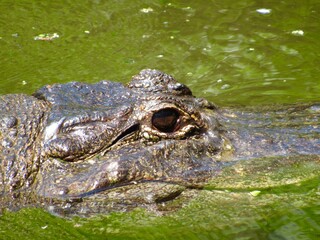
top-left (0, 94), bottom-right (49, 193)
top-left (0, 69), bottom-right (319, 217)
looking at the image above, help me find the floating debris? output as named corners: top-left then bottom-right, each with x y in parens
top-left (256, 8), bottom-right (272, 14)
top-left (221, 84), bottom-right (231, 90)
top-left (140, 7), bottom-right (154, 13)
top-left (182, 6), bottom-right (192, 11)
top-left (250, 190), bottom-right (261, 197)
top-left (84, 30), bottom-right (90, 34)
top-left (34, 33), bottom-right (60, 41)
top-left (291, 30), bottom-right (304, 36)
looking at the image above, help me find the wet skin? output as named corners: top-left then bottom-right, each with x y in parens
top-left (0, 69), bottom-right (319, 216)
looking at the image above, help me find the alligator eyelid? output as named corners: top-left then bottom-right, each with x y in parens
top-left (112, 124), bottom-right (140, 144)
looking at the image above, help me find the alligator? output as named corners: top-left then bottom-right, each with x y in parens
top-left (0, 69), bottom-right (319, 217)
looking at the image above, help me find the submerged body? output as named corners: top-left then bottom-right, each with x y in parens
top-left (0, 69), bottom-right (319, 216)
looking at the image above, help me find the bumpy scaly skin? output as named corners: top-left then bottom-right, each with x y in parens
top-left (0, 69), bottom-right (319, 217)
top-left (0, 95), bottom-right (49, 194)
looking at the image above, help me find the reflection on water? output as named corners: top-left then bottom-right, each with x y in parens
top-left (0, 0), bottom-right (319, 239)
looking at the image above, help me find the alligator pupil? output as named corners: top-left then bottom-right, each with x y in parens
top-left (152, 108), bottom-right (179, 133)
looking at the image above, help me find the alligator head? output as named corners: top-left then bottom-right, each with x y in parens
top-left (16, 69), bottom-right (228, 215)
top-left (1, 69), bottom-right (319, 216)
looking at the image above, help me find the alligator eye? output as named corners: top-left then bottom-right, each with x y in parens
top-left (152, 108), bottom-right (180, 133)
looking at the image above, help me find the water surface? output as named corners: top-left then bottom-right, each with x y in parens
top-left (0, 0), bottom-right (319, 239)
top-left (1, 0), bottom-right (319, 106)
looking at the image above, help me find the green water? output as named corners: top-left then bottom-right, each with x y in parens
top-left (0, 0), bottom-right (319, 239)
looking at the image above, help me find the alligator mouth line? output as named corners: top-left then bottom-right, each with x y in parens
top-left (64, 179), bottom-right (203, 202)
